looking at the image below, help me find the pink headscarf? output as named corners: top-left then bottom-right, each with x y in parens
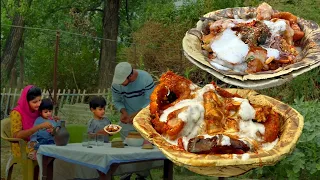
top-left (13, 85), bottom-right (40, 131)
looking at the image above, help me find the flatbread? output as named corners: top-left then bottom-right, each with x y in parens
top-left (133, 89), bottom-right (304, 177)
top-left (183, 6), bottom-right (320, 89)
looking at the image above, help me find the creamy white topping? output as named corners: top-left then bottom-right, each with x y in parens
top-left (165, 138), bottom-right (178, 145)
top-left (232, 154), bottom-right (238, 159)
top-left (189, 83), bottom-right (199, 91)
top-left (182, 136), bottom-right (190, 150)
top-left (220, 135), bottom-right (231, 146)
top-left (233, 97), bottom-right (256, 121)
top-left (160, 99), bottom-right (195, 122)
top-left (211, 28), bottom-right (249, 64)
top-left (263, 20), bottom-right (287, 36)
top-left (239, 120), bottom-right (265, 141)
top-left (241, 153), bottom-right (250, 160)
top-left (159, 85), bottom-right (215, 149)
top-left (263, 47), bottom-right (280, 59)
top-left (194, 84), bottom-right (215, 101)
top-left (262, 138), bottom-right (279, 151)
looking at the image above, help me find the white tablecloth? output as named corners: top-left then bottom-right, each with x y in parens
top-left (37, 143), bottom-right (166, 179)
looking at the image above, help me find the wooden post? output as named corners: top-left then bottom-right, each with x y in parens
top-left (81, 89), bottom-right (86, 103)
top-left (53, 31), bottom-right (60, 116)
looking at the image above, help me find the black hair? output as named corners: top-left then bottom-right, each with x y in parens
top-left (89, 96), bottom-right (106, 109)
top-left (39, 98), bottom-right (54, 111)
top-left (27, 86), bottom-right (42, 102)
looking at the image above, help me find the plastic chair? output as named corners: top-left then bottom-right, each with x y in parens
top-left (66, 124), bottom-right (87, 143)
top-left (1, 118), bottom-right (38, 180)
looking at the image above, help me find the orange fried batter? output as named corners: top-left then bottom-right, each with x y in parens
top-left (272, 12), bottom-right (297, 25)
top-left (263, 110), bottom-right (280, 142)
top-left (149, 71), bottom-right (193, 137)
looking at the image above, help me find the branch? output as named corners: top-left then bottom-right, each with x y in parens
top-left (87, 8), bottom-right (103, 13)
top-left (125, 0), bottom-right (132, 31)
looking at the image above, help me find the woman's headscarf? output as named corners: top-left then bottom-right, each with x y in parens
top-left (13, 85), bottom-right (40, 130)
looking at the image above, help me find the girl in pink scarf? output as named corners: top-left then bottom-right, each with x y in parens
top-left (11, 85), bottom-right (53, 141)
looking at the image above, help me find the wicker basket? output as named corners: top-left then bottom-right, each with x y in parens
top-left (182, 6), bottom-right (320, 89)
top-left (133, 89), bottom-right (304, 177)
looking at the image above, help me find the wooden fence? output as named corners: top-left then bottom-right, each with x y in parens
top-left (0, 88), bottom-right (113, 119)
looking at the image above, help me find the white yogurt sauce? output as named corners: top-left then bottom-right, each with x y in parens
top-left (241, 153), bottom-right (250, 160)
top-left (263, 20), bottom-right (287, 36)
top-left (239, 120), bottom-right (265, 141)
top-left (233, 97), bottom-right (256, 121)
top-left (262, 138), bottom-right (279, 151)
top-left (263, 47), bottom-right (280, 59)
top-left (211, 28), bottom-right (249, 64)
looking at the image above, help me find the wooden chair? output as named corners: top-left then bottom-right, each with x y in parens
top-left (1, 118), bottom-right (38, 180)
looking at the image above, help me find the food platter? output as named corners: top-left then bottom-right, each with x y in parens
top-left (133, 87), bottom-right (303, 177)
top-left (183, 3), bottom-right (320, 89)
top-left (104, 124), bottom-right (122, 135)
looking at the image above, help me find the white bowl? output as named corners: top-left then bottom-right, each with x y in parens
top-left (125, 137), bottom-right (144, 147)
top-left (104, 124), bottom-right (122, 135)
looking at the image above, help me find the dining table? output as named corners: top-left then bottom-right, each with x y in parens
top-left (36, 143), bottom-right (173, 180)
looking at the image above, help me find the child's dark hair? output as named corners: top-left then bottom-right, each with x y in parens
top-left (27, 86), bottom-right (42, 102)
top-left (39, 98), bottom-right (54, 111)
top-left (89, 96), bottom-right (106, 109)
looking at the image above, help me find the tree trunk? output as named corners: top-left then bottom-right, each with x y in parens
top-left (19, 39), bottom-right (25, 88)
top-left (9, 67), bottom-right (17, 88)
top-left (98, 0), bottom-right (120, 89)
top-left (1, 14), bottom-right (25, 80)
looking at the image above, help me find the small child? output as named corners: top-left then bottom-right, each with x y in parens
top-left (87, 96), bottom-right (111, 142)
top-left (28, 98), bottom-right (58, 160)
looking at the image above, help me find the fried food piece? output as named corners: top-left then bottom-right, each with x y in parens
top-left (149, 71), bottom-right (194, 136)
top-left (291, 23), bottom-right (305, 41)
top-left (256, 2), bottom-right (274, 20)
top-left (211, 82), bottom-right (241, 98)
top-left (247, 59), bottom-right (264, 73)
top-left (245, 46), bottom-right (268, 64)
top-left (253, 105), bottom-right (272, 123)
top-left (167, 118), bottom-right (184, 140)
top-left (263, 110), bottom-right (280, 142)
top-left (272, 12), bottom-right (297, 25)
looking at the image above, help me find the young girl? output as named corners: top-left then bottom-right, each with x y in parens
top-left (28, 98), bottom-right (59, 159)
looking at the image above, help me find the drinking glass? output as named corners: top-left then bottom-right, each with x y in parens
top-left (88, 133), bottom-right (97, 146)
top-left (97, 134), bottom-right (104, 146)
top-left (82, 133), bottom-right (88, 147)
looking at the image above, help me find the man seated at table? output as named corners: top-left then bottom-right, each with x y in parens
top-left (87, 96), bottom-right (112, 141)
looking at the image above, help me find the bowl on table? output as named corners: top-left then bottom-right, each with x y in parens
top-left (125, 132), bottom-right (144, 147)
top-left (104, 124), bottom-right (122, 135)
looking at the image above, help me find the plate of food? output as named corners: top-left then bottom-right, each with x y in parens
top-left (104, 124), bottom-right (122, 135)
top-left (133, 71), bottom-right (303, 177)
top-left (183, 2), bottom-right (319, 89)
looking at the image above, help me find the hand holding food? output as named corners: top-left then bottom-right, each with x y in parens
top-left (120, 111), bottom-right (130, 124)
